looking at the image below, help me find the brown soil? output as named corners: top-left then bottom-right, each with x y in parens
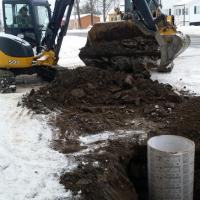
top-left (21, 66), bottom-right (200, 200)
top-left (22, 67), bottom-right (182, 135)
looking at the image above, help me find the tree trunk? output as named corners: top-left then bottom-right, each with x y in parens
top-left (75, 0), bottom-right (82, 29)
top-left (103, 0), bottom-right (106, 22)
top-left (90, 0), bottom-right (94, 25)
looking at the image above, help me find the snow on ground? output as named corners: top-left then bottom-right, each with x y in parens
top-left (152, 41), bottom-right (200, 95)
top-left (58, 36), bottom-right (87, 68)
top-left (154, 25), bottom-right (200, 95)
top-left (178, 25), bottom-right (200, 36)
top-left (68, 28), bottom-right (90, 33)
top-left (0, 90), bottom-right (76, 200)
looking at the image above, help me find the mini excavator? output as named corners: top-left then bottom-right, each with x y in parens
top-left (0, 0), bottom-right (74, 92)
top-left (0, 0), bottom-right (190, 93)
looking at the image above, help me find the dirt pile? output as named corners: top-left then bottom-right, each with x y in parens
top-left (22, 66), bottom-right (182, 135)
top-left (165, 97), bottom-right (200, 143)
top-left (79, 20), bottom-right (160, 72)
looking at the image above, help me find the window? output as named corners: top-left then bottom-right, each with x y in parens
top-left (169, 9), bottom-right (172, 15)
top-left (4, 3), bottom-right (32, 28)
top-left (185, 8), bottom-right (189, 15)
top-left (5, 4), bottom-right (13, 26)
top-left (35, 6), bottom-right (49, 30)
top-left (194, 6), bottom-right (200, 14)
top-left (175, 8), bottom-right (182, 16)
top-left (194, 6), bottom-right (197, 14)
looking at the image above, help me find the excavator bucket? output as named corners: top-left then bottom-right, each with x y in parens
top-left (79, 20), bottom-right (190, 73)
top-left (155, 31), bottom-right (190, 72)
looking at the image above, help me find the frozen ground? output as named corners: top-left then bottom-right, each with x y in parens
top-left (0, 26), bottom-right (200, 199)
top-left (0, 88), bottom-right (76, 199)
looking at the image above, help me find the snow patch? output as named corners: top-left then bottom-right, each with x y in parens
top-left (152, 46), bottom-right (200, 95)
top-left (178, 25), bottom-right (200, 36)
top-left (58, 35), bottom-right (87, 68)
top-left (79, 132), bottom-right (115, 145)
top-left (0, 93), bottom-right (76, 200)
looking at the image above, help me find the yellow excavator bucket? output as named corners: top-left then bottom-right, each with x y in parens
top-left (155, 31), bottom-right (190, 71)
top-left (79, 20), bottom-right (190, 73)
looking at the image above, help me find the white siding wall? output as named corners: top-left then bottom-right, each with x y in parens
top-left (189, 1), bottom-right (200, 23)
top-left (174, 5), bottom-right (190, 25)
top-left (161, 0), bottom-right (175, 15)
top-left (162, 0), bottom-right (200, 25)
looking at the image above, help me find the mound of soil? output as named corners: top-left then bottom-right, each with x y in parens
top-left (22, 66), bottom-right (200, 200)
top-left (22, 67), bottom-right (182, 135)
top-left (165, 97), bottom-right (200, 145)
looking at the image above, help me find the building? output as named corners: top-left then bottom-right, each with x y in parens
top-left (162, 0), bottom-right (176, 15)
top-left (107, 8), bottom-right (122, 22)
top-left (69, 14), bottom-right (100, 30)
top-left (162, 0), bottom-right (200, 25)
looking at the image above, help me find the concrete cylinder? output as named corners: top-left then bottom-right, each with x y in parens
top-left (148, 135), bottom-right (195, 200)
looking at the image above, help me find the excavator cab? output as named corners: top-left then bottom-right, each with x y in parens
top-left (3, 0), bottom-right (51, 49)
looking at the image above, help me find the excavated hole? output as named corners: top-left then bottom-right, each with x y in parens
top-left (127, 145), bottom-right (148, 200)
top-left (126, 146), bottom-right (200, 200)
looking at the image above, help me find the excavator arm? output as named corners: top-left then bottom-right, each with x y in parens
top-left (42, 0), bottom-right (74, 55)
top-left (38, 0), bottom-right (74, 65)
top-left (131, 0), bottom-right (190, 71)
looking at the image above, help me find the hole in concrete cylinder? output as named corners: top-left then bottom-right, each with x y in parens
top-left (127, 145), bottom-right (148, 200)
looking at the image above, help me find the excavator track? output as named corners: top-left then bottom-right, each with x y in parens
top-left (0, 67), bottom-right (58, 93)
top-left (0, 70), bottom-right (16, 93)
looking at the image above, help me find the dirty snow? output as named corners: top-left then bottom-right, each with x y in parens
top-left (79, 130), bottom-right (147, 146)
top-left (79, 132), bottom-right (115, 145)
